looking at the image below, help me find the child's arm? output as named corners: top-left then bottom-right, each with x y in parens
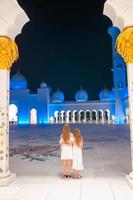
top-left (59, 135), bottom-right (63, 150)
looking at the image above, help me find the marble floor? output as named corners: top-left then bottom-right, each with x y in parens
top-left (0, 123), bottom-right (133, 200)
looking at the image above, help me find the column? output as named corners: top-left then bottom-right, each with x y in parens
top-left (72, 112), bottom-right (75, 123)
top-left (0, 36), bottom-right (18, 186)
top-left (126, 63), bottom-right (133, 187)
top-left (60, 113), bottom-right (63, 123)
top-left (116, 26), bottom-right (133, 188)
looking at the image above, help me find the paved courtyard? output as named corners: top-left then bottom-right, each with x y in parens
top-left (0, 123), bottom-right (133, 200)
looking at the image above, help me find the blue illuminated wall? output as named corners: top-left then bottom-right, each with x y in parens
top-left (10, 87), bottom-right (49, 124)
top-left (37, 87), bottom-right (49, 123)
top-left (10, 89), bottom-right (30, 124)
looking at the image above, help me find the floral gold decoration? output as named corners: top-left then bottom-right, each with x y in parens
top-left (0, 36), bottom-right (19, 70)
top-left (116, 26), bottom-right (133, 64)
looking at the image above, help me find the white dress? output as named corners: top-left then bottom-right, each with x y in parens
top-left (72, 144), bottom-right (84, 170)
top-left (60, 133), bottom-right (74, 160)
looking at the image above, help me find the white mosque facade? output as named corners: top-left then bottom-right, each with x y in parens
top-left (9, 26), bottom-right (128, 125)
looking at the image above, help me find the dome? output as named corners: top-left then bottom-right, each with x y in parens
top-left (10, 71), bottom-right (28, 90)
top-left (75, 88), bottom-right (88, 102)
top-left (40, 81), bottom-right (47, 88)
top-left (52, 89), bottom-right (64, 102)
top-left (99, 88), bottom-right (110, 100)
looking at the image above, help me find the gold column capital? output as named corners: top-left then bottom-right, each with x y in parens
top-left (0, 36), bottom-right (19, 70)
top-left (116, 26), bottom-right (133, 64)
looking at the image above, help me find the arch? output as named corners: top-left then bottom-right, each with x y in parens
top-left (73, 110), bottom-right (79, 123)
top-left (30, 108), bottom-right (37, 124)
top-left (103, 4), bottom-right (116, 26)
top-left (92, 110), bottom-right (97, 121)
top-left (54, 111), bottom-right (59, 123)
top-left (98, 109), bottom-right (104, 121)
top-left (66, 110), bottom-right (72, 123)
top-left (85, 110), bottom-right (91, 122)
top-left (9, 104), bottom-right (18, 124)
top-left (0, 0), bottom-right (29, 39)
top-left (103, 0), bottom-right (133, 31)
top-left (104, 109), bottom-right (110, 121)
top-left (79, 110), bottom-right (85, 123)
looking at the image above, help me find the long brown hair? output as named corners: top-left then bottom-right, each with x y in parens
top-left (74, 128), bottom-right (82, 146)
top-left (61, 124), bottom-right (70, 144)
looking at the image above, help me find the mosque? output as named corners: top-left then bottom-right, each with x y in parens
top-left (9, 26), bottom-right (128, 125)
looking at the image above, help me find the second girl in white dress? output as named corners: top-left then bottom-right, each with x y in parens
top-left (72, 128), bottom-right (84, 178)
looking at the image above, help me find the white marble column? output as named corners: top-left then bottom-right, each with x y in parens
top-left (96, 112), bottom-right (98, 124)
top-left (101, 114), bottom-right (104, 124)
top-left (72, 115), bottom-right (75, 123)
top-left (126, 63), bottom-right (133, 188)
top-left (0, 70), bottom-right (16, 186)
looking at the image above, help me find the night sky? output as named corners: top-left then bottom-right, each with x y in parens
top-left (13, 0), bottom-right (113, 100)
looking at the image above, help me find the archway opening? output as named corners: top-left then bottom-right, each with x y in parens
top-left (79, 110), bottom-right (84, 123)
top-left (98, 110), bottom-right (104, 121)
top-left (85, 110), bottom-right (91, 122)
top-left (73, 110), bottom-right (78, 123)
top-left (92, 110), bottom-right (97, 121)
top-left (54, 111), bottom-right (59, 123)
top-left (30, 108), bottom-right (37, 124)
top-left (9, 104), bottom-right (18, 124)
top-left (66, 110), bottom-right (72, 123)
top-left (104, 109), bottom-right (110, 121)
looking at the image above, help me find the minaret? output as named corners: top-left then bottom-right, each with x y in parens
top-left (108, 26), bottom-right (126, 122)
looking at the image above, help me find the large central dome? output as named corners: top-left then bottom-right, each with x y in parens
top-left (10, 71), bottom-right (28, 90)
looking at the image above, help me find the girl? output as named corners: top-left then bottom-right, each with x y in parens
top-left (73, 128), bottom-right (84, 179)
top-left (59, 124), bottom-right (74, 178)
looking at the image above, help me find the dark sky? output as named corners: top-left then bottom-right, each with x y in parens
top-left (13, 0), bottom-right (113, 100)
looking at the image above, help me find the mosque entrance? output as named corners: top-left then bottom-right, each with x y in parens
top-left (9, 104), bottom-right (18, 124)
top-left (30, 108), bottom-right (37, 124)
